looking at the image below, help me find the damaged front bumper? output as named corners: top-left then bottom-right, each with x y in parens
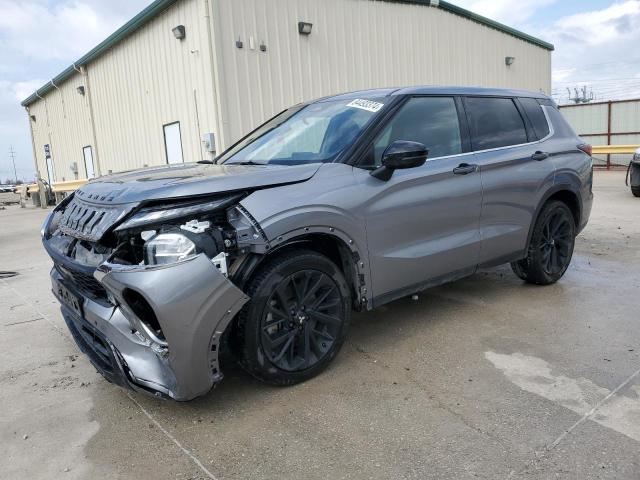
top-left (52, 254), bottom-right (248, 401)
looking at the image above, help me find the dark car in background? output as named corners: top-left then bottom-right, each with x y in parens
top-left (628, 148), bottom-right (640, 197)
top-left (42, 86), bottom-right (593, 400)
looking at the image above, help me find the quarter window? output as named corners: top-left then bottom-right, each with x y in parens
top-left (519, 97), bottom-right (550, 139)
top-left (465, 97), bottom-right (528, 150)
top-left (364, 97), bottom-right (462, 167)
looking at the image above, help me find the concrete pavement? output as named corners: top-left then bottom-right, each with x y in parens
top-left (1, 171), bottom-right (638, 479)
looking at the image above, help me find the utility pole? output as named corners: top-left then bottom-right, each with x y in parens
top-left (8, 146), bottom-right (18, 184)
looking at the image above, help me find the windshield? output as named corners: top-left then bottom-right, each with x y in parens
top-left (220, 98), bottom-right (386, 165)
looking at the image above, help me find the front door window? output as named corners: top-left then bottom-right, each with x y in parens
top-left (362, 96), bottom-right (462, 168)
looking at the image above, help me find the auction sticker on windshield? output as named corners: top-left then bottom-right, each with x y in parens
top-left (346, 99), bottom-right (384, 113)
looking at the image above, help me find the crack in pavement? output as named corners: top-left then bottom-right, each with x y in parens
top-left (484, 351), bottom-right (640, 477)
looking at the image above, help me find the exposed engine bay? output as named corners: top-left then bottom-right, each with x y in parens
top-left (42, 190), bottom-right (270, 400)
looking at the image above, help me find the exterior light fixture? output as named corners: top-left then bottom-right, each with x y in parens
top-left (236, 37), bottom-right (243, 49)
top-left (172, 25), bottom-right (186, 40)
top-left (76, 86), bottom-right (85, 95)
top-left (505, 56), bottom-right (515, 66)
top-left (260, 42), bottom-right (267, 52)
top-left (30, 115), bottom-right (36, 122)
top-left (298, 22), bottom-right (313, 35)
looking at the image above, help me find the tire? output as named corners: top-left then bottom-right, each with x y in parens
top-left (632, 186), bottom-right (640, 198)
top-left (235, 249), bottom-right (351, 385)
top-left (511, 200), bottom-right (576, 285)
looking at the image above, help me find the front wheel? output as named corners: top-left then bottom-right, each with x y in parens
top-left (511, 201), bottom-right (576, 285)
top-left (632, 186), bottom-right (640, 198)
top-left (235, 249), bottom-right (351, 385)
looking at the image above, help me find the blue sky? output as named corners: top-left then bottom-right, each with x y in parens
top-left (1, 0), bottom-right (639, 181)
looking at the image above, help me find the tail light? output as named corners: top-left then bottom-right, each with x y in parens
top-left (578, 144), bottom-right (592, 156)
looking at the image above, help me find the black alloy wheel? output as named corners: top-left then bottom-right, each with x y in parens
top-left (511, 200), bottom-right (576, 285)
top-left (539, 210), bottom-right (573, 275)
top-left (235, 249), bottom-right (351, 385)
top-left (261, 269), bottom-right (342, 372)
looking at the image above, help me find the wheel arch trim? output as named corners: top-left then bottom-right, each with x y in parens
top-left (235, 226), bottom-right (372, 310)
top-left (524, 184), bottom-right (582, 252)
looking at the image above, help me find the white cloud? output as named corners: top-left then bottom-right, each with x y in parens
top-left (552, 68), bottom-right (575, 83)
top-left (11, 79), bottom-right (47, 102)
top-left (0, 1), bottom-right (136, 60)
top-left (0, 0), bottom-right (150, 180)
top-left (548, 0), bottom-right (640, 47)
top-left (452, 0), bottom-right (557, 25)
top-left (545, 1), bottom-right (640, 102)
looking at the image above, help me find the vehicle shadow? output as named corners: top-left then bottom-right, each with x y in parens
top-left (131, 266), bottom-right (562, 414)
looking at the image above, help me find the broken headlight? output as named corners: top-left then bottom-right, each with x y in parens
top-left (109, 195), bottom-right (242, 268)
top-left (115, 195), bottom-right (243, 232)
top-left (144, 232), bottom-right (196, 266)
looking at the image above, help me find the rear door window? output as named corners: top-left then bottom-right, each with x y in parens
top-left (465, 97), bottom-right (528, 150)
top-left (519, 97), bottom-right (550, 140)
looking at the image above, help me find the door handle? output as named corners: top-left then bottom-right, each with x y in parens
top-left (453, 163), bottom-right (478, 175)
top-left (532, 151), bottom-right (549, 161)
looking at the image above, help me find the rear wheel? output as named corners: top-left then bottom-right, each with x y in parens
top-left (236, 249), bottom-right (351, 385)
top-left (632, 186), bottom-right (640, 198)
top-left (511, 201), bottom-right (576, 285)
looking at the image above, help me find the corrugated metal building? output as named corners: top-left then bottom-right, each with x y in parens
top-left (559, 99), bottom-right (640, 168)
top-left (22, 0), bottom-right (553, 183)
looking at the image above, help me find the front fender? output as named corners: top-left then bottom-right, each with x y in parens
top-left (238, 163), bottom-right (373, 307)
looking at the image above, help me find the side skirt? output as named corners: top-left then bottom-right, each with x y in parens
top-left (370, 266), bottom-right (477, 309)
top-left (478, 250), bottom-right (526, 269)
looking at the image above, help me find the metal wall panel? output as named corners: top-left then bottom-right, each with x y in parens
top-left (87, 0), bottom-right (217, 173)
top-left (26, 101), bottom-right (50, 180)
top-left (26, 72), bottom-right (94, 182)
top-left (560, 99), bottom-right (640, 167)
top-left (611, 133), bottom-right (640, 166)
top-left (26, 0), bottom-right (551, 177)
top-left (213, 0), bottom-right (552, 145)
top-left (611, 101), bottom-right (640, 133)
top-left (559, 103), bottom-right (608, 135)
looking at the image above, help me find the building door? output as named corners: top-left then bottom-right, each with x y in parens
top-left (83, 146), bottom-right (95, 179)
top-left (163, 122), bottom-right (184, 164)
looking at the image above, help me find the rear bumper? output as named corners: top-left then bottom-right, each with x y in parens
top-left (51, 254), bottom-right (249, 401)
top-left (578, 190), bottom-right (593, 234)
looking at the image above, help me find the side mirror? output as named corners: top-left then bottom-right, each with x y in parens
top-left (371, 140), bottom-right (428, 181)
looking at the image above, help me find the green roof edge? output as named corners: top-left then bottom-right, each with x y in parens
top-left (438, 1), bottom-right (554, 51)
top-left (21, 0), bottom-right (179, 106)
top-left (385, 0), bottom-right (554, 50)
top-left (21, 0), bottom-right (553, 107)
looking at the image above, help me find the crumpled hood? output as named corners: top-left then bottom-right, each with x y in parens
top-left (75, 162), bottom-right (322, 204)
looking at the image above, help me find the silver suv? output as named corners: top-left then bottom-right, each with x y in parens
top-left (43, 87), bottom-right (593, 400)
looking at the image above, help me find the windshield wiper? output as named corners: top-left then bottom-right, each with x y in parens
top-left (226, 160), bottom-right (269, 166)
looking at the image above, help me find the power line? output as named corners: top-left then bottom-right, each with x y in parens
top-left (554, 58), bottom-right (640, 71)
top-left (553, 76), bottom-right (640, 85)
